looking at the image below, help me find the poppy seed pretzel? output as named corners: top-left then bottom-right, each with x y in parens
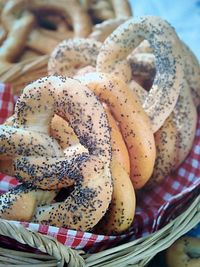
top-left (0, 75), bottom-right (113, 231)
top-left (97, 16), bottom-right (184, 132)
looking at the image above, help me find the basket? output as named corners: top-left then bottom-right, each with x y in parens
top-left (0, 55), bottom-right (200, 267)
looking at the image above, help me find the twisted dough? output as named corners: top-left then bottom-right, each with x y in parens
top-left (128, 55), bottom-right (197, 189)
top-left (0, 76), bottom-right (113, 231)
top-left (46, 105), bottom-right (134, 234)
top-left (48, 39), bottom-right (156, 189)
top-left (129, 39), bottom-right (200, 107)
top-left (86, 0), bottom-right (131, 22)
top-left (166, 237), bottom-right (200, 267)
top-left (97, 16), bottom-right (184, 132)
top-left (1, 0), bottom-right (92, 55)
top-left (77, 72), bottom-right (156, 189)
top-left (50, 105), bottom-right (134, 234)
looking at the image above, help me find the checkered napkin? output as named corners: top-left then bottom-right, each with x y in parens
top-left (0, 83), bottom-right (200, 253)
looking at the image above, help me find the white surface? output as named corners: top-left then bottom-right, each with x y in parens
top-left (129, 0), bottom-right (200, 60)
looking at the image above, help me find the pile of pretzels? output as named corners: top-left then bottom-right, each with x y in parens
top-left (0, 11), bottom-right (200, 236)
top-left (0, 0), bottom-right (131, 74)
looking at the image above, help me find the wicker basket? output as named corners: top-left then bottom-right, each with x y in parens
top-left (0, 56), bottom-right (200, 267)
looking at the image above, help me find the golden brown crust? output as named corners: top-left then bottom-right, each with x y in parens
top-left (77, 72), bottom-right (156, 189)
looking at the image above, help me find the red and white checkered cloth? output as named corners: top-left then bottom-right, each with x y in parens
top-left (0, 83), bottom-right (200, 253)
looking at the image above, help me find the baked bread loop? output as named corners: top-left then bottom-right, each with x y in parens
top-left (0, 76), bottom-right (113, 231)
top-left (0, 11), bottom-right (34, 72)
top-left (146, 116), bottom-right (179, 189)
top-left (48, 38), bottom-right (102, 76)
top-left (104, 104), bottom-right (130, 175)
top-left (128, 81), bottom-right (179, 188)
top-left (2, 0), bottom-right (92, 39)
top-left (89, 17), bottom-right (127, 42)
top-left (166, 236), bottom-right (200, 267)
top-left (77, 72), bottom-right (156, 189)
top-left (97, 16), bottom-right (184, 132)
top-left (0, 184), bottom-right (57, 221)
top-left (94, 105), bottom-right (135, 234)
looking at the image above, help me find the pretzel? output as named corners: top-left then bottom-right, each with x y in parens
top-left (77, 72), bottom-right (156, 189)
top-left (48, 38), bottom-right (102, 77)
top-left (49, 43), bottom-right (156, 188)
top-left (166, 236), bottom-right (200, 267)
top-left (0, 76), bottom-right (113, 230)
top-left (97, 16), bottom-right (184, 132)
top-left (1, 0), bottom-right (92, 56)
top-left (2, 0), bottom-right (92, 38)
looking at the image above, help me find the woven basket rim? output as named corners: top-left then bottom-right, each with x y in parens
top-left (0, 193), bottom-right (199, 267)
top-left (0, 56), bottom-right (200, 267)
